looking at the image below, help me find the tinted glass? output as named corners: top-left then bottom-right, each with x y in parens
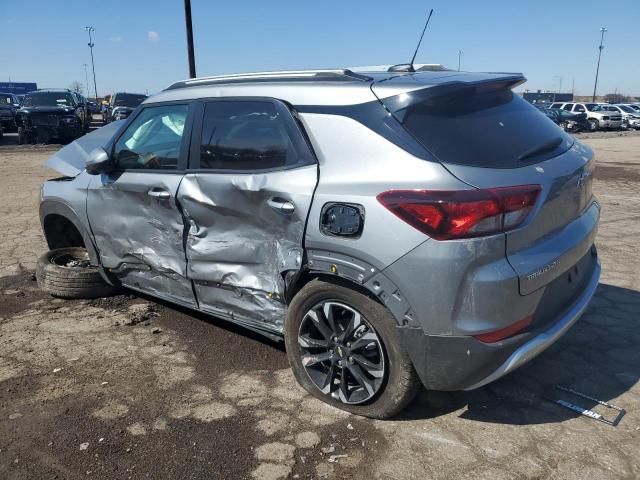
top-left (585, 104), bottom-right (603, 112)
top-left (114, 104), bottom-right (188, 170)
top-left (562, 104), bottom-right (573, 111)
top-left (391, 85), bottom-right (572, 168)
top-left (574, 105), bottom-right (586, 112)
top-left (113, 93), bottom-right (148, 107)
top-left (22, 92), bottom-right (76, 107)
top-left (619, 105), bottom-right (635, 113)
top-left (199, 101), bottom-right (311, 170)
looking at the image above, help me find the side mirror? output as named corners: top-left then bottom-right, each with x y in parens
top-left (86, 147), bottom-right (114, 175)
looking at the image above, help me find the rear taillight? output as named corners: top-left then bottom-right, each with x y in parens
top-left (377, 185), bottom-right (541, 240)
top-left (473, 315), bottom-right (533, 343)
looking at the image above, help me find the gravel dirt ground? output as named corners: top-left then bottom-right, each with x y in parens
top-left (0, 127), bottom-right (638, 479)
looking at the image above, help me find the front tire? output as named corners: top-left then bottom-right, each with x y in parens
top-left (588, 119), bottom-right (599, 131)
top-left (36, 247), bottom-right (119, 299)
top-left (285, 279), bottom-right (420, 419)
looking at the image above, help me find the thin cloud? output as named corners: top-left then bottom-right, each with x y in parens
top-left (109, 36), bottom-right (122, 43)
top-left (148, 31), bottom-right (160, 43)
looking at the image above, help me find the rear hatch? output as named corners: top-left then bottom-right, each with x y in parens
top-left (372, 72), bottom-right (598, 295)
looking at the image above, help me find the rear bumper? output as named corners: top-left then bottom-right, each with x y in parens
top-left (398, 254), bottom-right (600, 391)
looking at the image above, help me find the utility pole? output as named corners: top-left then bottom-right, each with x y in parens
top-left (457, 50), bottom-right (463, 71)
top-left (592, 27), bottom-right (607, 102)
top-left (85, 26), bottom-right (98, 100)
top-left (184, 0), bottom-right (197, 78)
top-left (83, 63), bottom-right (90, 99)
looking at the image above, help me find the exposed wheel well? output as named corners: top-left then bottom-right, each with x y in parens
top-left (43, 214), bottom-right (85, 250)
top-left (287, 270), bottom-right (383, 307)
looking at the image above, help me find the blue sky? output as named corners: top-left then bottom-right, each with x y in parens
top-left (1, 0), bottom-right (639, 97)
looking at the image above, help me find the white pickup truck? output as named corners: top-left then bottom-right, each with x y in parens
top-left (549, 102), bottom-right (623, 131)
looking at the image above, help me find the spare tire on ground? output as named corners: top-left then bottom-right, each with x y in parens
top-left (36, 247), bottom-right (119, 299)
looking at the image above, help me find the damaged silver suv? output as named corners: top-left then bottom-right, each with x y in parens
top-left (38, 68), bottom-right (600, 418)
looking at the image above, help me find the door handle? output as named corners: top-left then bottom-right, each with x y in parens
top-left (147, 188), bottom-right (171, 200)
top-left (267, 197), bottom-right (295, 214)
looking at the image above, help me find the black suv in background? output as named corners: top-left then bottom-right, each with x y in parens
top-left (15, 89), bottom-right (86, 144)
top-left (0, 92), bottom-right (19, 132)
top-left (103, 92), bottom-right (147, 123)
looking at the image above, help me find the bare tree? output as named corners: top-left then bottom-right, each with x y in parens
top-left (69, 81), bottom-right (84, 94)
top-left (604, 93), bottom-right (631, 104)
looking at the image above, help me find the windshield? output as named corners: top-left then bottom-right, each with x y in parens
top-left (22, 92), bottom-right (76, 107)
top-left (0, 95), bottom-right (13, 105)
top-left (619, 105), bottom-right (636, 113)
top-left (113, 93), bottom-right (147, 107)
top-left (584, 104), bottom-right (604, 112)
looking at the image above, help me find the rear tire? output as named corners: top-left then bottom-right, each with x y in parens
top-left (36, 247), bottom-right (119, 299)
top-left (285, 279), bottom-right (420, 419)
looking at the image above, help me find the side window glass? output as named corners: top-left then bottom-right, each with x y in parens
top-left (199, 100), bottom-right (312, 171)
top-left (574, 105), bottom-right (585, 112)
top-left (114, 104), bottom-right (188, 170)
top-left (562, 104), bottom-right (573, 111)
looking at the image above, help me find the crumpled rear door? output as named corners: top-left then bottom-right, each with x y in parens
top-left (178, 98), bottom-right (318, 334)
top-left (180, 167), bottom-right (317, 332)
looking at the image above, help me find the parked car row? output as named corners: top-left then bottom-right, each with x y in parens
top-left (546, 102), bottom-right (640, 131)
top-left (541, 108), bottom-right (590, 132)
top-left (0, 88), bottom-right (149, 144)
top-left (0, 89), bottom-right (94, 144)
top-left (14, 89), bottom-right (92, 144)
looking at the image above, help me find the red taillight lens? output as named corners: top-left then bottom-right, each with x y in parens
top-left (377, 185), bottom-right (541, 240)
top-left (473, 315), bottom-right (533, 343)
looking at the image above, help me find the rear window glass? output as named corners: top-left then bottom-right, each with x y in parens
top-left (199, 100), bottom-right (314, 171)
top-left (388, 85), bottom-right (573, 168)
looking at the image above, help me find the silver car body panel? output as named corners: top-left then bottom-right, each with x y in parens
top-left (298, 112), bottom-right (470, 270)
top-left (86, 173), bottom-right (197, 308)
top-left (465, 259), bottom-right (601, 390)
top-left (178, 165), bottom-right (318, 331)
top-left (444, 142), bottom-right (597, 296)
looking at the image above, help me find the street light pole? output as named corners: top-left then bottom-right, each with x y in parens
top-left (592, 27), bottom-right (607, 102)
top-left (85, 26), bottom-right (99, 100)
top-left (457, 49), bottom-right (463, 71)
top-left (83, 63), bottom-right (90, 99)
top-left (184, 0), bottom-right (197, 78)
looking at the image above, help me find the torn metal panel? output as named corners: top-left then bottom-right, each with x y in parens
top-left (45, 121), bottom-right (123, 177)
top-left (178, 165), bottom-right (317, 328)
top-left (307, 249), bottom-right (416, 327)
top-left (195, 282), bottom-right (286, 332)
top-left (86, 172), bottom-right (196, 307)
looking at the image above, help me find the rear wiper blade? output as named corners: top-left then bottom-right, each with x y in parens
top-left (518, 137), bottom-right (563, 162)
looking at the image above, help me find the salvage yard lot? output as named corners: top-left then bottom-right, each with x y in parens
top-left (0, 131), bottom-right (639, 479)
